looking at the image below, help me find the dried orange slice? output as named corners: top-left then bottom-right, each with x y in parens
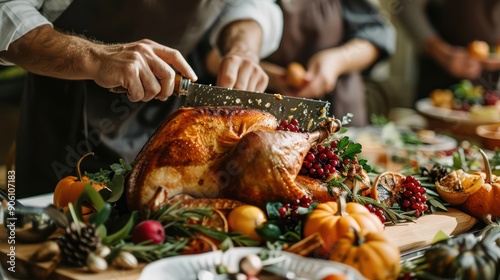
top-left (182, 235), bottom-right (218, 255)
top-left (370, 172), bottom-right (406, 206)
top-left (201, 208), bottom-right (229, 233)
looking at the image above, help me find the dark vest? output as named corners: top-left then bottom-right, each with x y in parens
top-left (265, 0), bottom-right (367, 126)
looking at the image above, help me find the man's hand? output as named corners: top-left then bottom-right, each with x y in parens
top-left (94, 39), bottom-right (197, 102)
top-left (0, 25), bottom-right (197, 102)
top-left (217, 52), bottom-right (268, 92)
top-left (215, 20), bottom-right (268, 92)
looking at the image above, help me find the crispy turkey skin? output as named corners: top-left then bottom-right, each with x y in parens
top-left (126, 106), bottom-right (341, 211)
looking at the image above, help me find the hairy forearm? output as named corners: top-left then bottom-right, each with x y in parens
top-left (0, 25), bottom-right (98, 79)
top-left (216, 20), bottom-right (263, 62)
top-left (326, 38), bottom-right (380, 75)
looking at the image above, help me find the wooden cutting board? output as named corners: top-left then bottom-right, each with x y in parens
top-left (0, 208), bottom-right (476, 279)
top-left (384, 207), bottom-right (477, 253)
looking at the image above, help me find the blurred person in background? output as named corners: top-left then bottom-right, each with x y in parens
top-left (206, 0), bottom-right (396, 126)
top-left (396, 0), bottom-right (500, 102)
top-left (0, 0), bottom-right (283, 197)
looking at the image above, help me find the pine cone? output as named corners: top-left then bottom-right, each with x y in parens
top-left (57, 222), bottom-right (101, 266)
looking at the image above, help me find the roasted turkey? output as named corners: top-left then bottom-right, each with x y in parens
top-left (126, 106), bottom-right (342, 210)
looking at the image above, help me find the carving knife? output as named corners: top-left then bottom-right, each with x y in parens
top-left (110, 74), bottom-right (331, 129)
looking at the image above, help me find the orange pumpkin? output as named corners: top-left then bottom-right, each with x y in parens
top-left (303, 194), bottom-right (384, 253)
top-left (53, 152), bottom-right (107, 216)
top-left (460, 150), bottom-right (500, 223)
top-left (329, 228), bottom-right (401, 280)
top-left (436, 149), bottom-right (500, 223)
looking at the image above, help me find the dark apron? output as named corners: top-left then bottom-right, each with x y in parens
top-left (416, 0), bottom-right (500, 101)
top-left (264, 0), bottom-right (367, 126)
top-left (15, 0), bottom-right (225, 197)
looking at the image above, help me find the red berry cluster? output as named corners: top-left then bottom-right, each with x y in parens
top-left (399, 175), bottom-right (428, 218)
top-left (484, 90), bottom-right (500, 106)
top-left (365, 204), bottom-right (387, 223)
top-left (277, 196), bottom-right (312, 230)
top-left (276, 118), bottom-right (307, 132)
top-left (300, 140), bottom-right (358, 180)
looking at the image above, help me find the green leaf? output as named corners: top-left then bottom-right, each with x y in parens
top-left (428, 197), bottom-right (448, 212)
top-left (342, 143), bottom-right (362, 159)
top-left (266, 202), bottom-right (283, 219)
top-left (96, 224), bottom-right (107, 239)
top-left (431, 230), bottom-right (450, 244)
top-left (86, 159), bottom-right (132, 199)
top-left (337, 136), bottom-right (350, 151)
top-left (89, 202), bottom-right (112, 226)
top-left (337, 127), bottom-right (349, 134)
top-left (106, 244), bottom-right (124, 263)
top-left (76, 183), bottom-right (106, 212)
top-left (106, 174), bottom-right (125, 203)
top-left (328, 177), bottom-right (346, 187)
top-left (256, 222), bottom-right (282, 241)
top-left (370, 114), bottom-right (389, 126)
top-left (103, 211), bottom-right (138, 245)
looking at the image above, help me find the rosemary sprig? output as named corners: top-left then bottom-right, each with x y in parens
top-left (148, 200), bottom-right (259, 252)
top-left (188, 224), bottom-right (259, 247)
top-left (353, 195), bottom-right (416, 224)
top-left (121, 238), bottom-right (189, 262)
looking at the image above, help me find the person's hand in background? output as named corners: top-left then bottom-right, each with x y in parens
top-left (290, 49), bottom-right (342, 99)
top-left (291, 39), bottom-right (379, 99)
top-left (425, 36), bottom-right (482, 79)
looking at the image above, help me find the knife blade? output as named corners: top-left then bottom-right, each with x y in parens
top-left (179, 76), bottom-right (330, 130)
top-left (109, 74), bottom-right (331, 130)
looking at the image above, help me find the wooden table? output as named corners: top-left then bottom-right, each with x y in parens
top-left (0, 207), bottom-right (477, 280)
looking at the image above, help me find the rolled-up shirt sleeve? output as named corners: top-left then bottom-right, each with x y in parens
top-left (342, 0), bottom-right (396, 63)
top-left (209, 0), bottom-right (283, 58)
top-left (0, 0), bottom-right (51, 64)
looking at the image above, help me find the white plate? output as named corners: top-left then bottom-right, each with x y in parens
top-left (415, 98), bottom-right (500, 125)
top-left (138, 247), bottom-right (365, 280)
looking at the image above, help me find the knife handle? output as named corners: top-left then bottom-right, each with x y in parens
top-left (173, 74), bottom-right (191, 97)
top-left (108, 73), bottom-right (191, 97)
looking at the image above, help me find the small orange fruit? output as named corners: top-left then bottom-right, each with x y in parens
top-left (468, 40), bottom-right (490, 59)
top-left (285, 62), bottom-right (307, 88)
top-left (435, 170), bottom-right (483, 205)
top-left (227, 205), bottom-right (267, 242)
